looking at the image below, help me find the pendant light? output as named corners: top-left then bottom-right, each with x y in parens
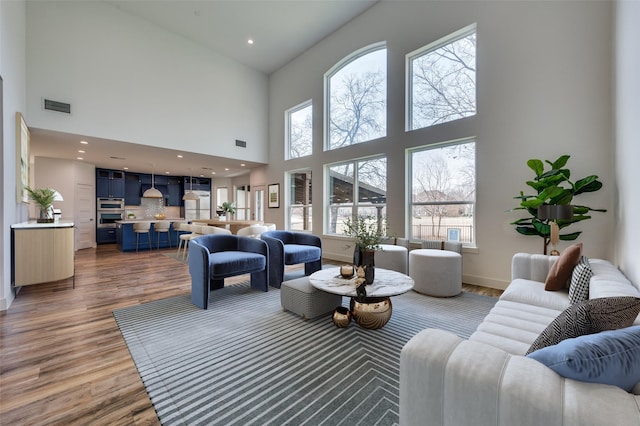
top-left (182, 171), bottom-right (200, 201)
top-left (142, 170), bottom-right (163, 198)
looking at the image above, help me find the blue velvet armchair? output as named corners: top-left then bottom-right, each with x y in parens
top-left (260, 230), bottom-right (322, 289)
top-left (188, 234), bottom-right (269, 309)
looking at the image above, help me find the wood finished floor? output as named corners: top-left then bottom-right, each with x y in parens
top-left (0, 244), bottom-right (502, 425)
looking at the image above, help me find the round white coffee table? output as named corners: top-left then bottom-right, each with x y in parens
top-left (309, 267), bottom-right (414, 329)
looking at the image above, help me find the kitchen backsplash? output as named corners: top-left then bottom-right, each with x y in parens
top-left (124, 205), bottom-right (182, 219)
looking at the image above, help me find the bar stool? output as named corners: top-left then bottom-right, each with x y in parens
top-left (133, 222), bottom-right (152, 252)
top-left (154, 221), bottom-right (171, 249)
top-left (178, 225), bottom-right (203, 259)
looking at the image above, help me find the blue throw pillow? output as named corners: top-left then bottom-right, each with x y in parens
top-left (527, 325), bottom-right (640, 392)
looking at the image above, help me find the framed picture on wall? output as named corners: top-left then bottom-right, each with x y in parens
top-left (16, 112), bottom-right (30, 203)
top-left (447, 228), bottom-right (461, 242)
top-left (268, 183), bottom-right (280, 208)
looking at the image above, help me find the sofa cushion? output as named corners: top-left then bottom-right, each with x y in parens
top-left (500, 279), bottom-right (570, 312)
top-left (526, 296), bottom-right (640, 355)
top-left (470, 300), bottom-right (564, 355)
top-left (589, 259), bottom-right (640, 299)
top-left (527, 325), bottom-right (640, 392)
top-left (209, 251), bottom-right (266, 277)
top-left (568, 256), bottom-right (592, 304)
top-left (544, 243), bottom-right (582, 291)
top-left (283, 244), bottom-right (321, 265)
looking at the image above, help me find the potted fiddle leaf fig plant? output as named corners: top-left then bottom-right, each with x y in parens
top-left (25, 186), bottom-right (57, 223)
top-left (510, 155), bottom-right (606, 254)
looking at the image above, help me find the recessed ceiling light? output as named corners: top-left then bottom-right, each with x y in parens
top-left (165, 171), bottom-right (170, 174)
top-left (247, 38), bottom-right (254, 45)
top-left (77, 157), bottom-right (84, 160)
top-left (78, 150), bottom-right (85, 153)
top-left (177, 155), bottom-right (183, 158)
top-left (211, 172), bottom-right (216, 175)
top-left (80, 140), bottom-right (88, 145)
top-left (224, 168), bottom-right (229, 171)
top-left (124, 167), bottom-right (129, 170)
top-left (240, 163), bottom-right (245, 167)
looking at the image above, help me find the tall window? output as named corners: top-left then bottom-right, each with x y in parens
top-left (287, 170), bottom-right (312, 231)
top-left (408, 25), bottom-right (476, 130)
top-left (286, 101), bottom-right (313, 159)
top-left (326, 43), bottom-right (387, 150)
top-left (409, 139), bottom-right (475, 245)
top-left (326, 156), bottom-right (387, 235)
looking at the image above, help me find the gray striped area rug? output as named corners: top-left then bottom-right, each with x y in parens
top-left (113, 282), bottom-right (496, 425)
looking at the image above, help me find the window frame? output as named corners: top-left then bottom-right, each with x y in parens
top-left (407, 137), bottom-right (476, 246)
top-left (286, 169), bottom-right (313, 232)
top-left (324, 155), bottom-right (388, 237)
top-left (405, 23), bottom-right (477, 132)
top-left (324, 41), bottom-right (387, 151)
top-left (285, 99), bottom-right (313, 160)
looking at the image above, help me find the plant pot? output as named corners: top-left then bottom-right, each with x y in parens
top-left (37, 207), bottom-right (54, 223)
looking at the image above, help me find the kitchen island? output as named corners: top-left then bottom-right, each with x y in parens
top-left (115, 219), bottom-right (186, 252)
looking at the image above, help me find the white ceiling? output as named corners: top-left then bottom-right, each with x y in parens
top-left (30, 0), bottom-right (378, 178)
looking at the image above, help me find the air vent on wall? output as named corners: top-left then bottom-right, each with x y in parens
top-left (43, 98), bottom-right (71, 114)
top-left (235, 139), bottom-right (247, 148)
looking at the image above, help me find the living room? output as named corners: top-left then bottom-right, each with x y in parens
top-left (1, 0), bottom-right (639, 424)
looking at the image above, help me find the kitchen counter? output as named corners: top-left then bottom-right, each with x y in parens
top-left (11, 220), bottom-right (74, 229)
top-left (116, 218), bottom-right (186, 224)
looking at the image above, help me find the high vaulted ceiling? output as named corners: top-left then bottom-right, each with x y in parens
top-left (30, 0), bottom-right (378, 178)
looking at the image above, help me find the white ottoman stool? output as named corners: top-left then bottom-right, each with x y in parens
top-left (409, 249), bottom-right (462, 297)
top-left (376, 244), bottom-right (408, 274)
top-left (280, 276), bottom-right (342, 320)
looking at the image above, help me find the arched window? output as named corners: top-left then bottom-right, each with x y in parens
top-left (325, 43), bottom-right (387, 150)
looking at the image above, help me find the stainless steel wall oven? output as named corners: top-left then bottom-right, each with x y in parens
top-left (97, 198), bottom-right (124, 228)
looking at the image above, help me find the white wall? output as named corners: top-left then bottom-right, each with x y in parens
top-left (267, 1), bottom-right (614, 288)
top-left (34, 156), bottom-right (94, 221)
top-left (0, 0), bottom-right (28, 310)
top-left (25, 1), bottom-right (269, 163)
top-left (615, 0), bottom-right (640, 287)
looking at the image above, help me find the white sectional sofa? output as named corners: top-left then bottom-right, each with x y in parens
top-left (400, 253), bottom-right (640, 426)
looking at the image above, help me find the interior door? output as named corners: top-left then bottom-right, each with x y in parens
top-left (76, 183), bottom-right (95, 249)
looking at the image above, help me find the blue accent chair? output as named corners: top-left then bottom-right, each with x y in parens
top-left (260, 230), bottom-right (322, 289)
top-left (188, 234), bottom-right (269, 309)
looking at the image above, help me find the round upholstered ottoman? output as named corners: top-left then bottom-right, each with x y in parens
top-left (409, 249), bottom-right (462, 297)
top-left (375, 244), bottom-right (408, 274)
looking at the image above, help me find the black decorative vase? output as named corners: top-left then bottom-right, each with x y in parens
top-left (353, 247), bottom-right (375, 285)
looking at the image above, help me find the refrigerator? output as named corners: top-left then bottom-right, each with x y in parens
top-left (184, 191), bottom-right (211, 221)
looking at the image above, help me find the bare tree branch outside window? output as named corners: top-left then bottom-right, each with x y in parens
top-left (329, 48), bottom-right (386, 149)
top-left (288, 103), bottom-right (312, 159)
top-left (411, 141), bottom-right (476, 243)
top-left (411, 31), bottom-right (476, 129)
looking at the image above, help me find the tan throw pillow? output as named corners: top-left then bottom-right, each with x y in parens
top-left (544, 243), bottom-right (582, 291)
